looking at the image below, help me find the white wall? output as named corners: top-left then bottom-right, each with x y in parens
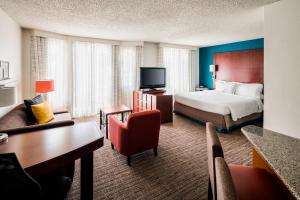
top-left (264, 0), bottom-right (300, 139)
top-left (143, 42), bottom-right (200, 87)
top-left (0, 8), bottom-right (22, 117)
top-left (143, 42), bottom-right (159, 67)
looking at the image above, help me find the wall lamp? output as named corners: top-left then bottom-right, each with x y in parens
top-left (209, 65), bottom-right (217, 79)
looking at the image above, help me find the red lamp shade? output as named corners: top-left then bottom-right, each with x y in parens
top-left (35, 80), bottom-right (55, 93)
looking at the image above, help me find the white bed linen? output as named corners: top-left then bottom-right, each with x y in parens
top-left (174, 90), bottom-right (263, 121)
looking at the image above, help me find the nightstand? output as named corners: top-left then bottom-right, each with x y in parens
top-left (195, 87), bottom-right (209, 91)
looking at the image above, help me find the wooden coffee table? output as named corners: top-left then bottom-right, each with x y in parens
top-left (100, 105), bottom-right (132, 139)
top-left (0, 122), bottom-right (103, 200)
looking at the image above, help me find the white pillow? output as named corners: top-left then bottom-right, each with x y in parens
top-left (223, 81), bottom-right (237, 94)
top-left (235, 83), bottom-right (263, 98)
top-left (215, 80), bottom-right (237, 94)
top-left (215, 80), bottom-right (225, 92)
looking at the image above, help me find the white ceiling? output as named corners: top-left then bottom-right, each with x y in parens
top-left (0, 0), bottom-right (278, 47)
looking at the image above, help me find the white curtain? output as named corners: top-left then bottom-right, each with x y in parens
top-left (72, 41), bottom-right (114, 117)
top-left (46, 38), bottom-right (69, 109)
top-left (30, 36), bottom-right (144, 117)
top-left (93, 43), bottom-right (114, 112)
top-left (30, 36), bottom-right (48, 97)
top-left (189, 49), bottom-right (197, 91)
top-left (116, 46), bottom-right (143, 108)
top-left (112, 45), bottom-right (120, 105)
top-left (161, 47), bottom-right (196, 94)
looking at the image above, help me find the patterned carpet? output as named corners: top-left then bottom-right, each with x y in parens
top-left (66, 114), bottom-right (253, 200)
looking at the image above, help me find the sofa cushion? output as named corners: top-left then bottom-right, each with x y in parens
top-left (24, 95), bottom-right (43, 123)
top-left (0, 104), bottom-right (30, 132)
top-left (31, 101), bottom-right (54, 124)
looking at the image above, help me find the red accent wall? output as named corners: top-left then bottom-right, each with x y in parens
top-left (214, 48), bottom-right (263, 84)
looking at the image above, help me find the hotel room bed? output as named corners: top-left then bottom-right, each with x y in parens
top-left (174, 90), bottom-right (263, 132)
top-left (174, 48), bottom-right (264, 132)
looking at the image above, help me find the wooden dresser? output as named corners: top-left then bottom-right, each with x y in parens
top-left (133, 90), bottom-right (173, 123)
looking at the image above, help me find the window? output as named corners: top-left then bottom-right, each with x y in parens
top-left (47, 38), bottom-right (69, 109)
top-left (72, 41), bottom-right (113, 117)
top-left (31, 36), bottom-right (143, 117)
top-left (162, 47), bottom-right (196, 94)
top-left (117, 46), bottom-right (139, 107)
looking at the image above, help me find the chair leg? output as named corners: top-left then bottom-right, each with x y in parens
top-left (153, 148), bottom-right (158, 156)
top-left (208, 178), bottom-right (213, 200)
top-left (127, 156), bottom-right (131, 166)
top-left (111, 143), bottom-right (114, 149)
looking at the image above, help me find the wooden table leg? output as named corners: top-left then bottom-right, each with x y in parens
top-left (81, 152), bottom-right (93, 200)
top-left (121, 112), bottom-right (124, 122)
top-left (99, 110), bottom-right (102, 130)
top-left (105, 114), bottom-right (108, 139)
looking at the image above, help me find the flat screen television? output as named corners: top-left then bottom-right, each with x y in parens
top-left (140, 67), bottom-right (166, 89)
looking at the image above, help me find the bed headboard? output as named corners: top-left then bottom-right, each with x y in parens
top-left (213, 48), bottom-right (263, 84)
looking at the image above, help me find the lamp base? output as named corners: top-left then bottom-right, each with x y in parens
top-left (42, 93), bottom-right (48, 101)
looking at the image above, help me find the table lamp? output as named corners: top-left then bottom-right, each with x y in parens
top-left (35, 80), bottom-right (54, 100)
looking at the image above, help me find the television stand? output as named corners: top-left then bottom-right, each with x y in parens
top-left (133, 90), bottom-right (173, 123)
top-left (141, 88), bottom-right (166, 94)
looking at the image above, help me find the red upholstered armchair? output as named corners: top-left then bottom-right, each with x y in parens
top-left (109, 110), bottom-right (161, 166)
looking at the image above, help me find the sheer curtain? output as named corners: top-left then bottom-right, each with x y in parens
top-left (46, 38), bottom-right (69, 109)
top-left (161, 47), bottom-right (196, 94)
top-left (116, 46), bottom-right (142, 108)
top-left (30, 36), bottom-right (48, 97)
top-left (93, 43), bottom-right (114, 111)
top-left (30, 35), bottom-right (144, 117)
top-left (31, 37), bottom-right (70, 110)
top-left (188, 49), bottom-right (197, 91)
top-left (72, 41), bottom-right (114, 117)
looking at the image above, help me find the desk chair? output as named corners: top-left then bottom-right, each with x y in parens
top-left (0, 153), bottom-right (72, 200)
top-left (206, 122), bottom-right (287, 200)
top-left (0, 153), bottom-right (42, 200)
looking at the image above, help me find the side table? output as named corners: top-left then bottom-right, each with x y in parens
top-left (195, 87), bottom-right (209, 91)
top-left (100, 105), bottom-right (132, 139)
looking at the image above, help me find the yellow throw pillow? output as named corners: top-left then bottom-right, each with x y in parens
top-left (31, 101), bottom-right (54, 124)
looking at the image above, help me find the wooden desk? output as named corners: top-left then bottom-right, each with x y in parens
top-left (0, 122), bottom-right (104, 200)
top-left (242, 125), bottom-right (300, 200)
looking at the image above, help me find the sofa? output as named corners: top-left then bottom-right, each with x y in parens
top-left (0, 104), bottom-right (74, 135)
top-left (0, 103), bottom-right (75, 180)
